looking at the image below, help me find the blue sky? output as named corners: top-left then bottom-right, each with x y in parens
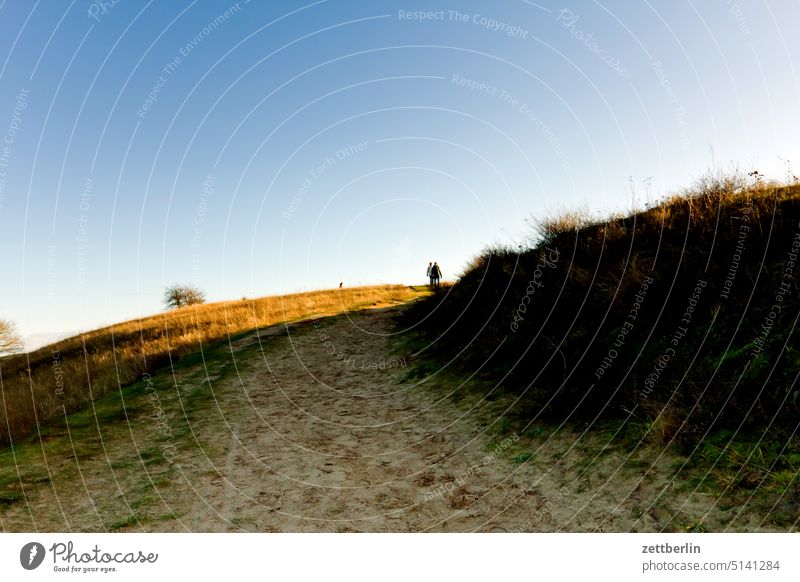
top-left (0, 0), bottom-right (798, 345)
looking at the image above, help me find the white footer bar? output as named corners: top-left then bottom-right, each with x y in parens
top-left (1, 533), bottom-right (797, 581)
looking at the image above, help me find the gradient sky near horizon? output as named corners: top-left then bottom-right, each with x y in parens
top-left (1, 0), bottom-right (799, 345)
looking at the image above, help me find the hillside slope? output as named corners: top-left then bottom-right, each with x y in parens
top-left (403, 180), bottom-right (800, 519)
top-left (407, 181), bottom-right (800, 440)
top-left (0, 285), bottom-right (425, 448)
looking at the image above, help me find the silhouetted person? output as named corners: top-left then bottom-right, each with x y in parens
top-left (426, 262), bottom-right (434, 287)
top-left (339, 282), bottom-right (343, 289)
top-left (432, 262), bottom-right (442, 289)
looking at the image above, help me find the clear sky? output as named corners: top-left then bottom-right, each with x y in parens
top-left (1, 0), bottom-right (798, 346)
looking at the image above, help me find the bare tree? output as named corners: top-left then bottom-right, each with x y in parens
top-left (164, 285), bottom-right (206, 309)
top-left (0, 319), bottom-right (23, 356)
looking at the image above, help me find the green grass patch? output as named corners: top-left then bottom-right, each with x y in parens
top-left (109, 513), bottom-right (141, 531)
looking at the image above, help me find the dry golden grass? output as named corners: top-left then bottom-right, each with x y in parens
top-left (0, 284), bottom-right (427, 447)
top-left (534, 208), bottom-right (594, 244)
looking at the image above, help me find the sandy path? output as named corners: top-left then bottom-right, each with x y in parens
top-left (180, 308), bottom-right (541, 532)
top-left (1, 306), bottom-right (771, 532)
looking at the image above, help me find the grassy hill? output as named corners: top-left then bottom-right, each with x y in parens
top-left (404, 177), bottom-right (800, 505)
top-left (0, 285), bottom-right (427, 448)
top-left (2, 177), bottom-right (798, 530)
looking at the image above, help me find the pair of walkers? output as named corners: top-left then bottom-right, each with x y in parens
top-left (426, 261), bottom-right (442, 289)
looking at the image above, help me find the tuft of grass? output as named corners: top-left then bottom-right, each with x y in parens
top-left (533, 207), bottom-right (595, 245)
top-left (109, 514), bottom-right (141, 531)
top-left (512, 452), bottom-right (533, 465)
top-left (495, 417), bottom-right (512, 435)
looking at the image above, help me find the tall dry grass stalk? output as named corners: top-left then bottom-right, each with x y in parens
top-left (0, 285), bottom-right (425, 447)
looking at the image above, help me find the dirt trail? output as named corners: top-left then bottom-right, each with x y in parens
top-left (0, 307), bottom-right (771, 532)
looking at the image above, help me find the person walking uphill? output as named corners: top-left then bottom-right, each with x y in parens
top-left (427, 262), bottom-right (434, 287)
top-left (431, 262), bottom-right (442, 289)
